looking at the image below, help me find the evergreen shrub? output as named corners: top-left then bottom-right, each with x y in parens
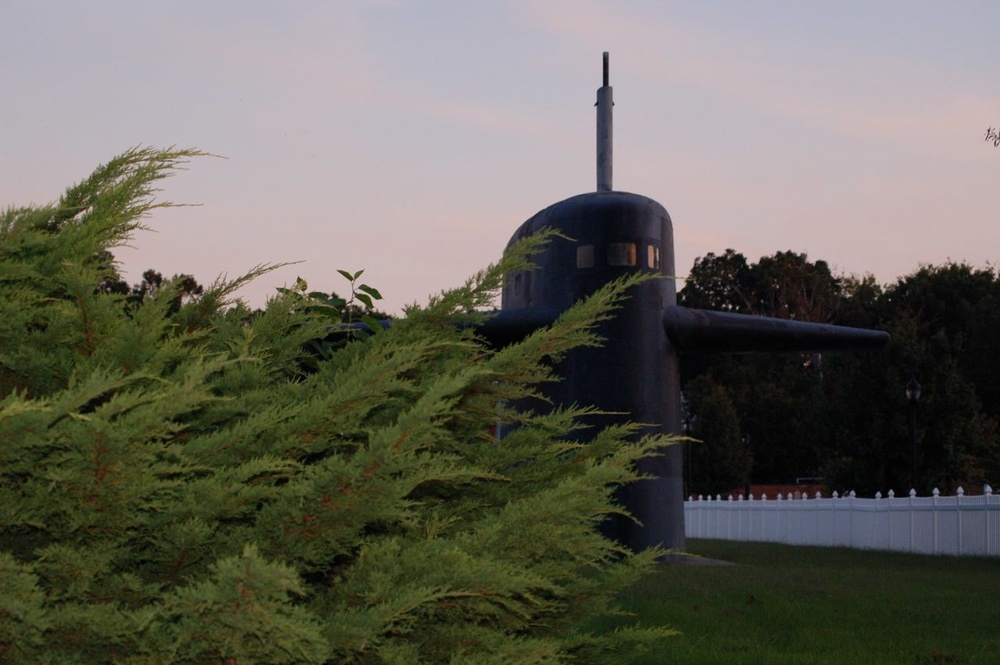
top-left (0, 148), bottom-right (677, 663)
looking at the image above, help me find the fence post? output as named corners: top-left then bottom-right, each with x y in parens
top-left (986, 484), bottom-right (994, 555)
top-left (848, 491), bottom-right (857, 549)
top-left (760, 492), bottom-right (767, 542)
top-left (932, 488), bottom-right (941, 554)
top-left (715, 495), bottom-right (722, 539)
top-left (875, 492), bottom-right (883, 551)
top-left (956, 486), bottom-right (964, 556)
top-left (727, 494), bottom-right (733, 540)
top-left (887, 489), bottom-right (895, 551)
top-left (909, 488), bottom-right (916, 553)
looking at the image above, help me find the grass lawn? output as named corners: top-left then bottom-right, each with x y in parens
top-left (609, 539), bottom-right (1000, 665)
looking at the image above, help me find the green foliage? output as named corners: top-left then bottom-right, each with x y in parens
top-left (681, 249), bottom-right (842, 321)
top-left (823, 262), bottom-right (1000, 495)
top-left (684, 376), bottom-right (751, 497)
top-left (680, 249), bottom-right (1000, 496)
top-left (679, 249), bottom-right (846, 487)
top-left (0, 148), bottom-right (676, 662)
top-left (680, 249), bottom-right (753, 313)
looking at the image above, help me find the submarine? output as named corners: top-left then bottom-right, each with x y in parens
top-left (487, 53), bottom-right (888, 553)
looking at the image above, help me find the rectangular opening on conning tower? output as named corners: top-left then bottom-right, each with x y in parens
top-left (608, 242), bottom-right (637, 267)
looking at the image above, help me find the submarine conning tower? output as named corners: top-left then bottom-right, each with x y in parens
top-left (496, 53), bottom-right (888, 555)
top-left (500, 191), bottom-right (687, 552)
top-left (501, 53), bottom-right (687, 552)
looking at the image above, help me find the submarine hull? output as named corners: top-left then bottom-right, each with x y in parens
top-left (502, 191), bottom-right (687, 552)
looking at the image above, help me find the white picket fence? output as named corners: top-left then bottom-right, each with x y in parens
top-left (684, 486), bottom-right (1000, 556)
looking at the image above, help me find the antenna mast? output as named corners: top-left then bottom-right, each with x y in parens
top-left (596, 51), bottom-right (613, 192)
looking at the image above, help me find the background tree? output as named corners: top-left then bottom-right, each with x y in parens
top-left (680, 249), bottom-right (754, 313)
top-left (679, 250), bottom-right (845, 488)
top-left (683, 375), bottom-right (751, 497)
top-left (751, 251), bottom-right (842, 322)
top-left (102, 268), bottom-right (204, 312)
top-left (680, 248), bottom-right (1000, 497)
top-left (823, 263), bottom-right (1000, 494)
top-left (680, 249), bottom-right (842, 320)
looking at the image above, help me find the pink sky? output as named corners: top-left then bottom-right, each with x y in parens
top-left (2, 1), bottom-right (998, 313)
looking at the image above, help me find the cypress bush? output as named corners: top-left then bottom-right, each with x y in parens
top-left (0, 148), bottom-right (677, 663)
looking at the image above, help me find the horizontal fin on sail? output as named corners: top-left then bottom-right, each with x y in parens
top-left (663, 305), bottom-right (889, 353)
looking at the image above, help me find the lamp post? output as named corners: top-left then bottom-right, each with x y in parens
top-left (680, 393), bottom-right (695, 497)
top-left (905, 378), bottom-right (921, 492)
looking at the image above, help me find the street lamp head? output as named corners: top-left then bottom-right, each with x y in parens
top-left (679, 392), bottom-right (694, 435)
top-left (905, 377), bottom-right (922, 402)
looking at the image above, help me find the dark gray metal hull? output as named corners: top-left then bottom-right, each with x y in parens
top-left (501, 191), bottom-right (686, 551)
top-left (496, 190), bottom-right (888, 553)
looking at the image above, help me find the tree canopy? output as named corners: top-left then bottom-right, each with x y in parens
top-left (0, 148), bottom-right (676, 663)
top-left (679, 249), bottom-right (1000, 497)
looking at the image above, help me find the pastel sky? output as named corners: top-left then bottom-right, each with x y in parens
top-left (3, 1), bottom-right (998, 314)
